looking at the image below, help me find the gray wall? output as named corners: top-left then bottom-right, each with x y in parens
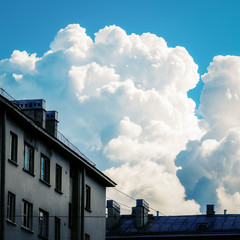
top-left (5, 114), bottom-right (72, 239)
top-left (85, 174), bottom-right (106, 240)
top-left (3, 110), bottom-right (108, 240)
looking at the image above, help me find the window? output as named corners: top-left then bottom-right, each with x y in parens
top-left (70, 165), bottom-right (75, 178)
top-left (85, 185), bottom-right (91, 211)
top-left (7, 192), bottom-right (15, 223)
top-left (68, 203), bottom-right (72, 228)
top-left (55, 217), bottom-right (61, 240)
top-left (10, 132), bottom-right (18, 163)
top-left (85, 233), bottom-right (90, 240)
top-left (39, 209), bottom-right (49, 239)
top-left (22, 200), bottom-right (33, 230)
top-left (55, 164), bottom-right (62, 192)
top-left (24, 143), bottom-right (34, 174)
top-left (40, 154), bottom-right (50, 183)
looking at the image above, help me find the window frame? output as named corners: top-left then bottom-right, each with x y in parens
top-left (40, 154), bottom-right (50, 184)
top-left (68, 203), bottom-right (72, 228)
top-left (55, 164), bottom-right (62, 192)
top-left (7, 192), bottom-right (16, 223)
top-left (24, 143), bottom-right (34, 175)
top-left (38, 209), bottom-right (49, 239)
top-left (10, 131), bottom-right (18, 163)
top-left (22, 200), bottom-right (33, 230)
top-left (54, 217), bottom-right (61, 240)
top-left (85, 233), bottom-right (90, 240)
top-left (85, 185), bottom-right (91, 211)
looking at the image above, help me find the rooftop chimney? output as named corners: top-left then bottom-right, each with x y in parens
top-left (206, 204), bottom-right (215, 216)
top-left (13, 99), bottom-right (46, 128)
top-left (13, 100), bottom-right (59, 138)
top-left (132, 207), bottom-right (136, 216)
top-left (107, 200), bottom-right (120, 229)
top-left (46, 111), bottom-right (58, 138)
top-left (136, 199), bottom-right (149, 228)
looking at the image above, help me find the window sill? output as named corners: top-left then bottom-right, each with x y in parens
top-left (6, 219), bottom-right (16, 226)
top-left (38, 234), bottom-right (48, 239)
top-left (23, 168), bottom-right (35, 177)
top-left (39, 178), bottom-right (51, 187)
top-left (8, 159), bottom-right (18, 166)
top-left (21, 225), bottom-right (34, 234)
top-left (54, 188), bottom-right (63, 194)
top-left (85, 207), bottom-right (92, 213)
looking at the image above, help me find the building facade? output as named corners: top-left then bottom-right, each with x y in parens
top-left (0, 88), bottom-right (116, 240)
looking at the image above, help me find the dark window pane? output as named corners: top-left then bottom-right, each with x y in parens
top-left (7, 192), bottom-right (15, 222)
top-left (55, 164), bottom-right (62, 191)
top-left (10, 132), bottom-right (18, 162)
top-left (86, 185), bottom-right (91, 210)
top-left (24, 143), bottom-right (34, 174)
top-left (39, 209), bottom-right (49, 238)
top-left (40, 155), bottom-right (50, 183)
top-left (55, 217), bottom-right (61, 240)
top-left (22, 200), bottom-right (33, 230)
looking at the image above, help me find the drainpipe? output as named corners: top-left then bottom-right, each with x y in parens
top-left (81, 168), bottom-right (85, 240)
top-left (0, 110), bottom-right (6, 240)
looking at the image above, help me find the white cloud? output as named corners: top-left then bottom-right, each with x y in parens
top-left (0, 50), bottom-right (38, 75)
top-left (12, 73), bottom-right (23, 81)
top-left (50, 24), bottom-right (93, 59)
top-left (69, 62), bottom-right (120, 102)
top-left (105, 161), bottom-right (200, 215)
top-left (0, 24), bottom-right (203, 214)
top-left (200, 55), bottom-right (240, 139)
top-left (176, 55), bottom-right (240, 212)
top-left (217, 187), bottom-right (240, 214)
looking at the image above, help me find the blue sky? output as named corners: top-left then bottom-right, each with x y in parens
top-left (2, 0), bottom-right (240, 106)
top-left (1, 0), bottom-right (240, 214)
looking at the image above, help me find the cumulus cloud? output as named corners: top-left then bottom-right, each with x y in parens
top-left (0, 24), bottom-right (204, 214)
top-left (200, 55), bottom-right (240, 139)
top-left (105, 161), bottom-right (200, 215)
top-left (217, 187), bottom-right (240, 214)
top-left (176, 55), bottom-right (240, 213)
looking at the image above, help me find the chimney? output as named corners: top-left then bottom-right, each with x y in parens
top-left (13, 99), bottom-right (46, 128)
top-left (136, 199), bottom-right (149, 228)
top-left (224, 209), bottom-right (227, 215)
top-left (46, 111), bottom-right (58, 137)
top-left (206, 204), bottom-right (215, 216)
top-left (132, 207), bottom-right (136, 216)
top-left (107, 200), bottom-right (120, 229)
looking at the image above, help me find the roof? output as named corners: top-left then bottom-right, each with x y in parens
top-left (107, 214), bottom-right (240, 238)
top-left (0, 88), bottom-right (116, 187)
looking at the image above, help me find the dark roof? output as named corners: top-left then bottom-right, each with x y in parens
top-left (107, 214), bottom-right (240, 238)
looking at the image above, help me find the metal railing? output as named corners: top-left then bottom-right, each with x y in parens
top-left (0, 88), bottom-right (95, 166)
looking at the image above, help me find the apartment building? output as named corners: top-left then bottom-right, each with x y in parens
top-left (0, 88), bottom-right (116, 240)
